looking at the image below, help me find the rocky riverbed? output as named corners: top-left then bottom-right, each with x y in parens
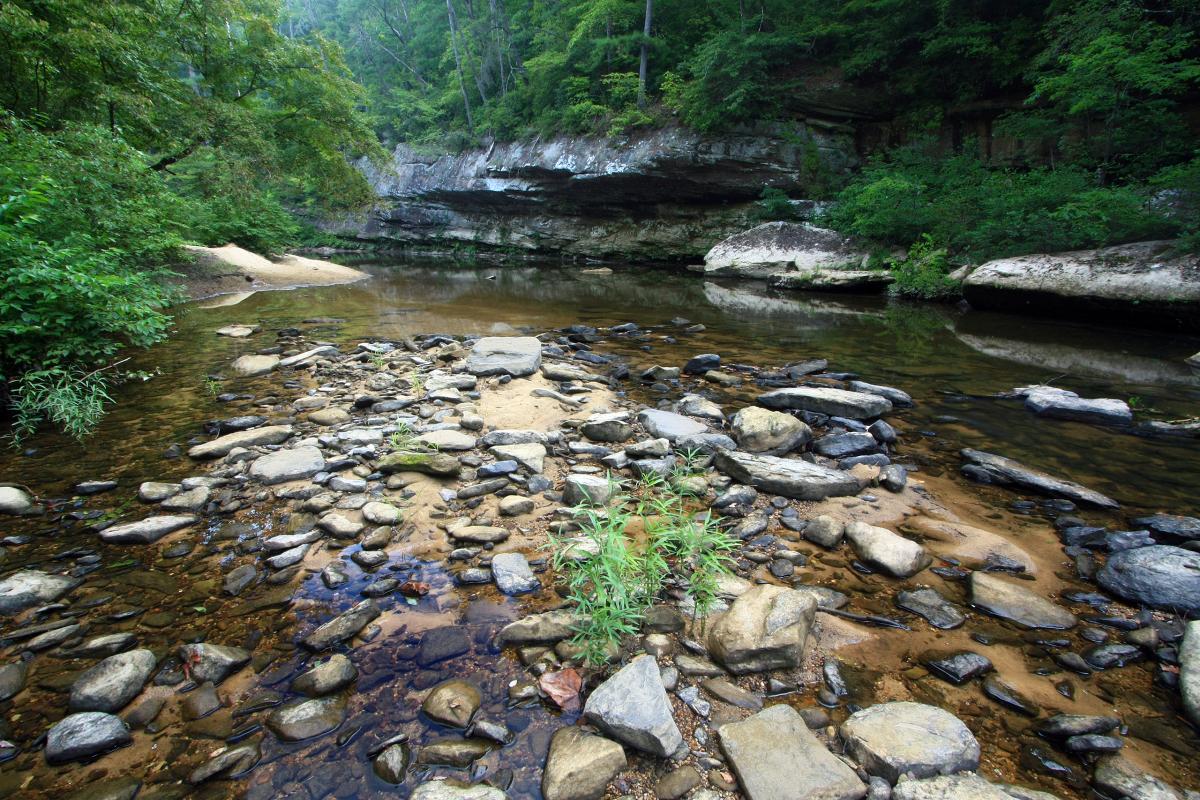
top-left (0, 300), bottom-right (1198, 800)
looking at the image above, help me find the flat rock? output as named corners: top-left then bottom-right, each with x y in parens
top-left (188, 424), bottom-right (293, 459)
top-left (69, 649), bottom-right (156, 712)
top-left (708, 585), bottom-right (816, 674)
top-left (466, 336), bottom-right (543, 377)
top-left (542, 726), bottom-right (626, 800)
top-left (1096, 545), bottom-right (1200, 616)
top-left (497, 610), bottom-right (579, 645)
top-left (491, 553), bottom-right (539, 594)
top-left (422, 679), bottom-right (481, 728)
top-left (845, 521), bottom-right (930, 578)
top-left (490, 443), bottom-right (547, 473)
top-left (249, 446), bottom-right (326, 484)
top-left (583, 654), bottom-right (683, 757)
top-left (292, 654), bottom-right (357, 696)
top-left (45, 712), bottom-right (132, 764)
top-left (100, 515), bottom-right (197, 544)
top-left (419, 430), bottom-right (477, 451)
top-left (303, 599), bottom-right (381, 650)
top-left (179, 643), bottom-right (251, 684)
top-left (0, 570), bottom-right (81, 615)
top-left (730, 406), bottom-right (812, 454)
top-left (231, 354), bottom-right (279, 377)
top-left (720, 704), bottom-right (866, 800)
top-left (410, 781), bottom-right (507, 800)
top-left (714, 450), bottom-right (859, 500)
top-left (451, 525), bottom-right (510, 544)
top-left (759, 387), bottom-right (892, 420)
top-left (377, 450), bottom-right (462, 476)
top-left (362, 501), bottom-right (401, 525)
top-left (1019, 386), bottom-right (1132, 426)
top-left (1092, 755), bottom-right (1183, 800)
top-left (969, 573), bottom-right (1076, 630)
top-left (266, 695), bottom-right (345, 741)
top-left (959, 449), bottom-right (1118, 509)
top-left (896, 588), bottom-right (965, 629)
top-left (636, 409), bottom-right (708, 441)
top-left (841, 702), bottom-right (980, 783)
top-left (892, 774), bottom-right (1021, 800)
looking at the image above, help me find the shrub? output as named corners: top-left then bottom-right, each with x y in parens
top-left (888, 235), bottom-right (960, 300)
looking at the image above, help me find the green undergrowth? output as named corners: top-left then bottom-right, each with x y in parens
top-left (547, 469), bottom-right (738, 666)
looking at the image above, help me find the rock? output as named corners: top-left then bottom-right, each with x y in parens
top-left (770, 269), bottom-right (894, 292)
top-left (0, 661), bottom-right (27, 700)
top-left (896, 588), bottom-right (965, 629)
top-left (719, 704), bottom-right (866, 800)
top-left (187, 741), bottom-right (260, 783)
top-left (160, 485), bottom-right (209, 512)
top-left (1133, 513), bottom-right (1200, 543)
top-left (417, 737), bottom-right (493, 767)
top-left (815, 432), bottom-right (882, 459)
top-left (583, 654), bottom-right (683, 756)
top-left (61, 633), bottom-right (137, 660)
top-left (962, 240), bottom-right (1200, 331)
top-left (1181, 621), bottom-right (1200, 727)
top-left (1092, 755), bottom-right (1183, 800)
top-left (451, 525), bottom-right (510, 544)
top-left (179, 643), bottom-right (251, 684)
top-left (730, 406), bottom-right (812, 454)
top-left (303, 600), bottom-right (381, 650)
top-left (100, 514), bottom-right (197, 544)
top-left (377, 450), bottom-right (462, 476)
top-left (362, 501), bottom-right (401, 525)
top-left (982, 676), bottom-right (1039, 717)
top-left (308, 407), bottom-right (351, 426)
top-left (466, 336), bottom-right (542, 377)
top-left (266, 695), bottom-right (346, 741)
top-left (713, 450), bottom-right (860, 500)
top-left (0, 569), bottom-right (81, 615)
top-left (759, 386), bottom-right (892, 420)
top-left (1018, 386), bottom-right (1132, 426)
top-left (675, 394), bottom-right (725, 420)
top-left (656, 766), bottom-right (702, 799)
top-left (892, 774), bottom-right (1019, 800)
top-left (410, 781), bottom-right (507, 800)
top-left (249, 446), bottom-right (325, 484)
top-left (423, 679), bottom-right (481, 728)
top-left (959, 449), bottom-right (1118, 509)
top-left (490, 442), bottom-right (547, 473)
top-left (278, 345), bottom-right (339, 367)
top-left (582, 412), bottom-right (635, 443)
top-left (702, 221), bottom-right (868, 278)
top-left (708, 585), bottom-right (816, 673)
top-left (419, 430), bottom-right (477, 450)
top-left (1034, 714), bottom-right (1119, 738)
top-left (1096, 545), bottom-right (1200, 616)
top-left (848, 381), bottom-right (913, 407)
top-left (187, 424), bottom-right (293, 459)
top-left (845, 522), bottom-right (930, 578)
top-left (231, 354), bottom-right (279, 377)
top-left (373, 742), bottom-right (410, 784)
top-left (804, 515), bottom-right (845, 548)
top-left (418, 626), bottom-right (472, 666)
top-left (701, 678), bottom-right (763, 710)
top-left (684, 354), bottom-right (721, 374)
top-left (563, 474), bottom-right (616, 506)
top-left (497, 610), bottom-right (579, 645)
top-left (499, 495), bottom-right (534, 516)
top-left (292, 654), bottom-right (357, 696)
top-left (542, 726), bottom-right (626, 800)
top-left (491, 553), bottom-right (539, 594)
top-left (266, 542), bottom-right (311, 569)
top-left (969, 572), bottom-right (1076, 630)
top-left (0, 486), bottom-right (33, 515)
top-left (922, 652), bottom-right (992, 685)
top-left (841, 702), bottom-right (980, 783)
top-left (44, 712), bottom-right (132, 764)
top-left (65, 777), bottom-right (143, 800)
top-left (636, 408), bottom-right (708, 441)
top-left (69, 650), bottom-right (156, 712)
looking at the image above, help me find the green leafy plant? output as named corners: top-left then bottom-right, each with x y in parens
top-left (203, 377), bottom-right (223, 397)
top-left (887, 234), bottom-right (961, 301)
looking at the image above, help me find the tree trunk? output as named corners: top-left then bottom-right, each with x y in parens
top-left (638, 0), bottom-right (653, 107)
top-left (446, 0), bottom-right (474, 131)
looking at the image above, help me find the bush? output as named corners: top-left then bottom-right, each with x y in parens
top-left (888, 235), bottom-right (960, 300)
top-left (755, 186), bottom-right (799, 221)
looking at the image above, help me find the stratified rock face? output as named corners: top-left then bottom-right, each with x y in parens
top-left (720, 705), bottom-right (866, 800)
top-left (708, 586), bottom-right (816, 674)
top-left (583, 655), bottom-right (683, 757)
top-left (702, 222), bottom-right (868, 278)
top-left (962, 240), bottom-right (1200, 331)
top-left (332, 126), bottom-right (856, 263)
top-left (840, 702), bottom-right (980, 783)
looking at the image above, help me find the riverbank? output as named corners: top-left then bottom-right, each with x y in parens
top-left (0, 290), bottom-right (1197, 799)
top-left (172, 244), bottom-right (370, 301)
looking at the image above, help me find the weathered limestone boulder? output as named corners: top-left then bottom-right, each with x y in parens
top-left (959, 449), bottom-right (1118, 509)
top-left (730, 406), bottom-right (812, 454)
top-left (720, 704), bottom-right (866, 800)
top-left (713, 450), bottom-right (859, 500)
top-left (962, 241), bottom-right (1200, 331)
top-left (702, 222), bottom-right (867, 278)
top-left (466, 336), bottom-right (542, 377)
top-left (99, 515), bottom-right (197, 544)
top-left (0, 486), bottom-right (33, 515)
top-left (841, 702), bottom-right (980, 783)
top-left (844, 521), bottom-right (930, 578)
top-left (422, 679), bottom-right (481, 728)
top-left (583, 655), bottom-right (683, 756)
top-left (542, 726), bottom-right (627, 800)
top-left (0, 570), bottom-right (81, 615)
top-left (969, 573), bottom-right (1076, 630)
top-left (1097, 545), bottom-right (1200, 616)
top-left (69, 650), bottom-right (157, 712)
top-left (187, 424), bottom-right (293, 459)
top-left (249, 446), bottom-right (325, 485)
top-left (708, 585), bottom-right (816, 674)
top-left (769, 269), bottom-right (894, 293)
top-left (759, 387), bottom-right (892, 420)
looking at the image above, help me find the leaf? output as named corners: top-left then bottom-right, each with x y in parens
top-left (538, 668), bottom-right (583, 711)
top-left (192, 605), bottom-right (207, 614)
top-left (399, 580), bottom-right (430, 597)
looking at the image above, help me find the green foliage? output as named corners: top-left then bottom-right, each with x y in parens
top-left (755, 187), bottom-right (798, 222)
top-left (549, 472), bottom-right (737, 665)
top-left (887, 235), bottom-right (959, 300)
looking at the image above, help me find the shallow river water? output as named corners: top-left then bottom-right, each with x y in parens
top-left (1, 260), bottom-right (1198, 800)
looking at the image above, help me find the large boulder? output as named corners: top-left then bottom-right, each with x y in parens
top-left (583, 655), bottom-right (683, 757)
top-left (759, 387), bottom-right (892, 420)
top-left (249, 446), bottom-right (326, 485)
top-left (1097, 545), bottom-right (1200, 616)
top-left (0, 570), bottom-right (81, 615)
top-left (720, 704), bottom-right (866, 800)
top-left (542, 727), bottom-right (627, 800)
top-left (845, 522), bottom-right (930, 578)
top-left (730, 406), bottom-right (812, 454)
top-left (69, 650), bottom-right (157, 712)
top-left (841, 702), bottom-right (980, 783)
top-left (466, 336), bottom-right (542, 377)
top-left (959, 449), bottom-right (1118, 509)
top-left (708, 585), bottom-right (816, 674)
top-left (701, 222), bottom-right (867, 278)
top-left (969, 573), bottom-right (1076, 630)
top-left (713, 450), bottom-right (859, 500)
top-left (962, 241), bottom-right (1200, 332)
